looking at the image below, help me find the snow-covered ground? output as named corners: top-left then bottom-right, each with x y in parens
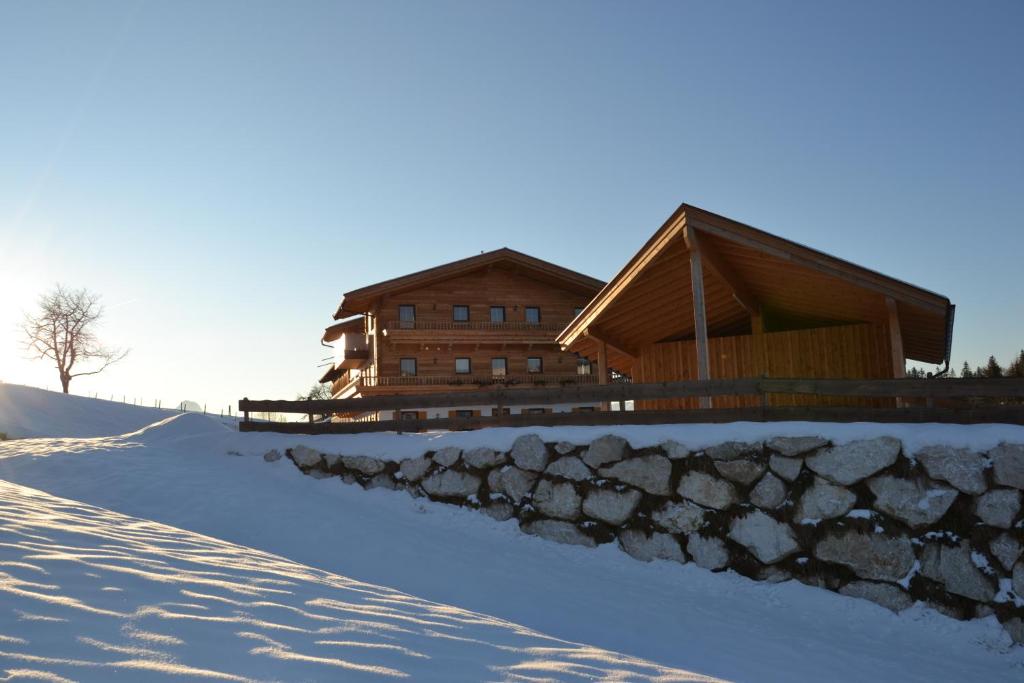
top-left (1, 385), bottom-right (1023, 681)
top-left (0, 382), bottom-right (188, 439)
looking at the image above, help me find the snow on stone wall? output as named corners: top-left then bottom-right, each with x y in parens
top-left (269, 433), bottom-right (1024, 645)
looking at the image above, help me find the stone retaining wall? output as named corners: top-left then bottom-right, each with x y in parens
top-left (268, 434), bottom-right (1024, 644)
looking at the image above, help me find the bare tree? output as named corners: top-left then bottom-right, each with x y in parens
top-left (22, 285), bottom-right (129, 394)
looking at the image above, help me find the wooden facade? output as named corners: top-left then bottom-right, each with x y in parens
top-left (321, 249), bottom-right (604, 418)
top-left (558, 203), bottom-right (954, 407)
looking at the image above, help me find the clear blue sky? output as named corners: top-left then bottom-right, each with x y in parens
top-left (1, 1), bottom-right (1021, 411)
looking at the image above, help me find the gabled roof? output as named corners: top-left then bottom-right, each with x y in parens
top-left (335, 248), bottom-right (605, 319)
top-left (558, 203), bottom-right (954, 365)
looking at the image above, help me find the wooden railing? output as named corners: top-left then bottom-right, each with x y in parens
top-left (362, 373), bottom-right (598, 388)
top-left (385, 320), bottom-right (567, 333)
top-left (239, 377), bottom-right (1024, 434)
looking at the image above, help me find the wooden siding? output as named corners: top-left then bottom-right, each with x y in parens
top-left (370, 266), bottom-right (594, 396)
top-left (634, 323), bottom-right (893, 409)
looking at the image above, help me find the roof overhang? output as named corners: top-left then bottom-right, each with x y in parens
top-left (322, 317), bottom-right (364, 344)
top-left (558, 203), bottom-right (953, 366)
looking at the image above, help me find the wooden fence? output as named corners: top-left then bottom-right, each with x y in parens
top-left (238, 377), bottom-right (1024, 434)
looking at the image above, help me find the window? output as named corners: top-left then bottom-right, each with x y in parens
top-left (574, 406), bottom-right (596, 413)
top-left (492, 407), bottom-right (511, 416)
top-left (398, 305), bottom-right (415, 329)
top-left (455, 357), bottom-right (471, 375)
top-left (453, 305), bottom-right (469, 322)
top-left (400, 357), bottom-right (417, 377)
top-left (577, 356), bottom-right (592, 375)
top-left (525, 306), bottom-right (541, 324)
top-left (400, 411), bottom-right (419, 421)
top-left (490, 306), bottom-right (505, 323)
top-left (491, 357), bottom-right (507, 377)
top-left (525, 407), bottom-right (546, 415)
top-left (454, 409), bottom-right (474, 419)
top-left (527, 357), bottom-right (543, 374)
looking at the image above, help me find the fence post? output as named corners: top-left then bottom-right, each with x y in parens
top-left (242, 398), bottom-right (250, 425)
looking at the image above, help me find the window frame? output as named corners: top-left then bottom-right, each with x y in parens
top-left (524, 306), bottom-right (541, 324)
top-left (399, 357), bottom-right (417, 377)
top-left (454, 409), bottom-right (474, 419)
top-left (398, 304), bottom-right (416, 329)
top-left (526, 356), bottom-right (543, 374)
top-left (491, 357), bottom-right (508, 377)
top-left (454, 357), bottom-right (472, 375)
top-left (452, 304), bottom-right (470, 323)
top-left (489, 306), bottom-right (506, 323)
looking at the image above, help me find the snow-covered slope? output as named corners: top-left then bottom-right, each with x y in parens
top-left (0, 479), bottom-right (694, 682)
top-left (0, 383), bottom-right (182, 438)
top-left (1, 409), bottom-right (1022, 681)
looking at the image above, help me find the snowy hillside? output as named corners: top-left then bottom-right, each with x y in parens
top-left (0, 383), bottom-right (181, 438)
top-left (1, 393), bottom-right (1023, 680)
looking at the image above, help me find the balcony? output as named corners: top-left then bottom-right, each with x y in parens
top-left (337, 348), bottom-right (370, 369)
top-left (360, 373), bottom-right (598, 391)
top-left (383, 320), bottom-right (568, 343)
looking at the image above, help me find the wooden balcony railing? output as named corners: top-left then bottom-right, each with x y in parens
top-left (361, 373), bottom-right (598, 388)
top-left (385, 320), bottom-right (568, 333)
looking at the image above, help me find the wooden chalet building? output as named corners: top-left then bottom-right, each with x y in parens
top-left (557, 203), bottom-right (955, 410)
top-left (319, 248), bottom-right (605, 420)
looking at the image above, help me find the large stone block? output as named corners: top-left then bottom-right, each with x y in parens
top-left (867, 476), bottom-right (958, 528)
top-left (705, 441), bottom-right (762, 461)
top-left (463, 447), bottom-right (507, 469)
top-left (796, 477), bottom-right (856, 521)
top-left (487, 466), bottom-right (538, 505)
top-left (728, 511), bottom-right (799, 564)
top-left (991, 443), bottom-right (1024, 490)
top-left (582, 434), bottom-right (629, 468)
top-left (677, 471), bottom-right (738, 510)
top-left (289, 445), bottom-right (323, 469)
top-left (533, 479), bottom-right (582, 520)
top-left (661, 440), bottom-right (690, 460)
top-left (342, 455), bottom-right (387, 476)
top-left (814, 532), bottom-right (915, 582)
top-left (399, 456), bottom-right (432, 483)
top-left (750, 472), bottom-right (787, 510)
top-left (421, 469), bottom-right (482, 499)
top-left (687, 534), bottom-right (730, 570)
top-left (523, 520), bottom-right (595, 548)
top-left (920, 542), bottom-right (996, 603)
top-left (545, 456), bottom-right (593, 481)
top-left (806, 437), bottom-right (901, 486)
top-left (598, 454), bottom-right (672, 496)
top-left (432, 446), bottom-right (462, 468)
top-left (916, 445), bottom-right (988, 495)
top-left (554, 441), bottom-right (576, 455)
top-left (582, 488), bottom-right (642, 525)
top-left (714, 459), bottom-right (766, 486)
top-left (509, 434), bottom-right (549, 472)
top-left (618, 529), bottom-right (685, 563)
top-left (767, 436), bottom-right (828, 458)
top-left (975, 488), bottom-right (1022, 529)
top-left (419, 471), bottom-right (479, 497)
top-left (990, 533), bottom-right (1022, 571)
top-left (652, 501), bottom-right (706, 534)
top-left (768, 454), bottom-right (804, 482)
top-left (1014, 561), bottom-right (1024, 598)
top-left (263, 449), bottom-right (282, 462)
top-left (839, 581), bottom-right (914, 613)
top-left (482, 501), bottom-right (515, 522)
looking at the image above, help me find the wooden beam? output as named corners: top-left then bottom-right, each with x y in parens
top-left (597, 340), bottom-right (609, 410)
top-left (685, 226), bottom-right (712, 408)
top-left (584, 325), bottom-right (639, 359)
top-left (886, 297), bottom-right (906, 379)
top-left (684, 227), bottom-right (760, 315)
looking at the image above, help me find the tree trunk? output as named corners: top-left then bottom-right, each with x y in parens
top-left (60, 374), bottom-right (70, 394)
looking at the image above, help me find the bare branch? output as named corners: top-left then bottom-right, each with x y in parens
top-left (21, 285), bottom-right (129, 393)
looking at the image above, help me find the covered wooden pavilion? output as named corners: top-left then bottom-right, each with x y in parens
top-left (557, 204), bottom-right (955, 408)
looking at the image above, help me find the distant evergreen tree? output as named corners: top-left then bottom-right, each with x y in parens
top-left (984, 356), bottom-right (1004, 378)
top-left (1007, 350), bottom-right (1024, 378)
top-left (960, 362), bottom-right (974, 378)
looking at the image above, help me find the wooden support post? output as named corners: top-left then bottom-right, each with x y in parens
top-left (597, 340), bottom-right (609, 411)
top-left (686, 227), bottom-right (712, 408)
top-left (886, 297), bottom-right (906, 407)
